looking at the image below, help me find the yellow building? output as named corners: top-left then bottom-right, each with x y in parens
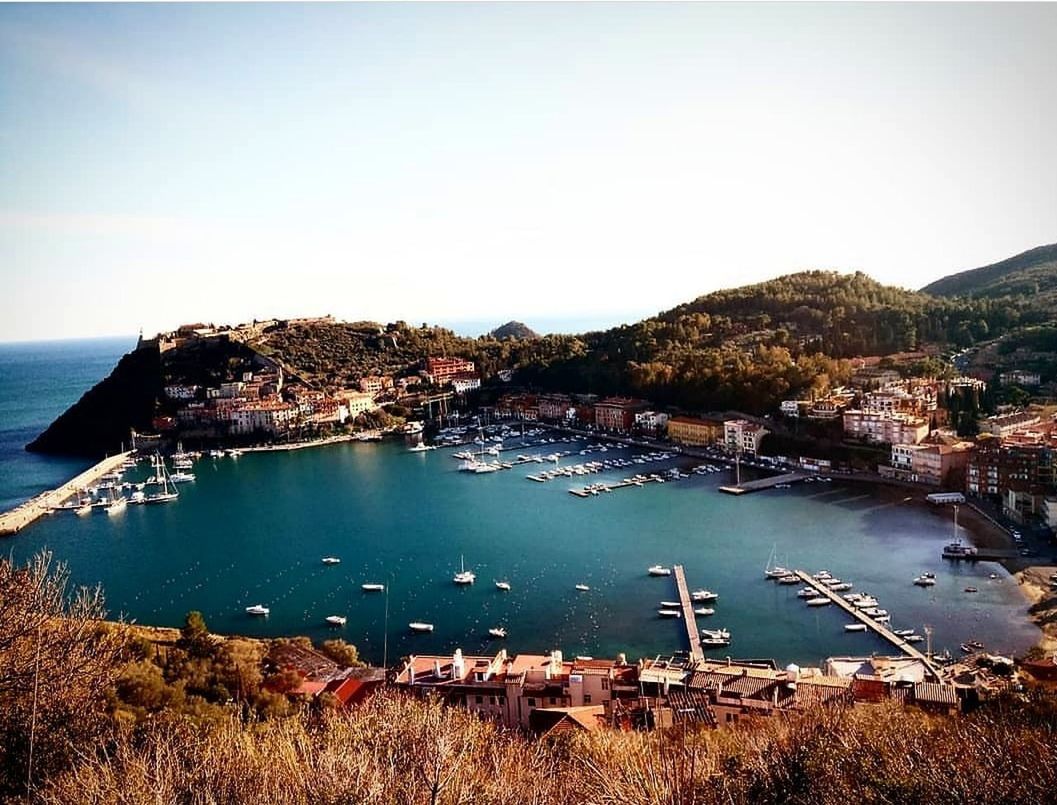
top-left (667, 416), bottom-right (725, 446)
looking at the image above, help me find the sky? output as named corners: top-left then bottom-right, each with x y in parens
top-left (1, 2), bottom-right (1056, 342)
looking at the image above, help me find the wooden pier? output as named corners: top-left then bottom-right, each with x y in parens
top-left (673, 564), bottom-right (704, 661)
top-left (793, 570), bottom-right (939, 679)
top-left (719, 471), bottom-right (808, 495)
top-left (0, 452), bottom-right (132, 536)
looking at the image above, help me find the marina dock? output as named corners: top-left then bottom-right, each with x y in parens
top-left (719, 471), bottom-right (807, 495)
top-left (0, 451), bottom-right (132, 536)
top-left (792, 570), bottom-right (939, 679)
top-left (673, 564), bottom-right (704, 661)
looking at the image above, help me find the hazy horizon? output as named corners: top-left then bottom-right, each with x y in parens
top-left (3, 2), bottom-right (1056, 341)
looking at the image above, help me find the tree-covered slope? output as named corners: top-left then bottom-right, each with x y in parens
top-left (921, 243), bottom-right (1057, 303)
top-left (489, 321), bottom-right (540, 340)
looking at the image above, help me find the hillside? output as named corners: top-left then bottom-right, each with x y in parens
top-left (27, 252), bottom-right (1051, 455)
top-left (922, 243), bottom-right (1057, 303)
top-left (489, 320), bottom-right (539, 340)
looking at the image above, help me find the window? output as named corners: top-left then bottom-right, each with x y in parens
top-left (601, 678), bottom-right (610, 691)
top-left (584, 694), bottom-right (592, 704)
top-left (527, 698), bottom-right (536, 707)
top-left (475, 696), bottom-right (482, 704)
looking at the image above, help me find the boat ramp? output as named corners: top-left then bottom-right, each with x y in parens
top-left (0, 451), bottom-right (132, 536)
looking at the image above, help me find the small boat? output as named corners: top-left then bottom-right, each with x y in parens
top-left (797, 588), bottom-right (816, 598)
top-left (964, 586), bottom-right (978, 593)
top-left (894, 629), bottom-right (915, 637)
top-left (913, 575), bottom-right (936, 587)
top-left (701, 637), bottom-right (731, 647)
top-left (777, 575), bottom-right (799, 585)
top-left (831, 582), bottom-right (853, 591)
top-left (169, 471), bottom-right (196, 483)
top-left (75, 501), bottom-right (93, 516)
top-left (694, 607), bottom-right (715, 616)
top-left (690, 590), bottom-right (718, 602)
top-left (361, 583), bottom-right (385, 592)
top-left (453, 554), bottom-right (476, 585)
top-left (105, 496), bottom-right (127, 515)
top-left (245, 604), bottom-right (270, 616)
top-left (325, 615), bottom-right (347, 626)
top-left (806, 597), bottom-right (831, 607)
top-left (321, 557), bottom-right (341, 565)
top-left (575, 583), bottom-right (591, 591)
top-left (408, 442), bottom-right (434, 452)
top-left (658, 609), bottom-right (681, 618)
top-left (905, 634), bottom-right (924, 643)
top-left (648, 565), bottom-right (672, 576)
top-left (844, 623), bottom-right (868, 632)
top-left (813, 571), bottom-right (832, 580)
top-left (701, 628), bottom-right (731, 640)
top-left (227, 449), bottom-right (244, 458)
top-left (968, 639), bottom-right (985, 650)
top-left (660, 600), bottom-right (681, 608)
top-left (495, 581), bottom-right (511, 591)
top-left (208, 449), bottom-right (226, 458)
top-left (488, 627), bottom-right (507, 638)
top-left (960, 642), bottom-right (974, 653)
top-left (863, 608), bottom-right (889, 618)
top-left (409, 622), bottom-right (434, 633)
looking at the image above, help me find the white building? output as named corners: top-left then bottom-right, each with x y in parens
top-left (634, 410), bottom-right (669, 431)
top-left (452, 375), bottom-right (482, 394)
top-left (230, 400), bottom-right (298, 435)
top-left (724, 419), bottom-right (768, 455)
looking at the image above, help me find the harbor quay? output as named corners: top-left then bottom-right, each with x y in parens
top-left (0, 451), bottom-right (131, 536)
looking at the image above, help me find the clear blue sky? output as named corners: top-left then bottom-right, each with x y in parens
top-left (2, 2), bottom-right (1056, 341)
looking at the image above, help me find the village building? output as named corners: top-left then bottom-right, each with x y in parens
top-left (593, 398), bottom-right (649, 433)
top-left (724, 419), bottom-right (768, 455)
top-left (358, 375), bottom-right (394, 395)
top-left (425, 357), bottom-right (476, 386)
top-left (667, 415), bottom-right (725, 447)
top-left (843, 410), bottom-right (929, 445)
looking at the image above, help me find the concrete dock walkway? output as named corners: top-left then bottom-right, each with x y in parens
top-left (673, 564), bottom-right (704, 661)
top-left (793, 569), bottom-right (939, 679)
top-left (0, 451), bottom-right (132, 536)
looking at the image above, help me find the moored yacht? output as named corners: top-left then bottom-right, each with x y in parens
top-left (913, 575), bottom-right (936, 586)
top-left (409, 622), bottom-right (434, 633)
top-left (453, 555), bottom-right (476, 585)
top-left (806, 597), bottom-right (831, 607)
top-left (575, 583), bottom-right (591, 591)
top-left (495, 581), bottom-right (511, 591)
top-left (691, 590), bottom-right (718, 602)
top-left (245, 604), bottom-right (270, 616)
top-left (322, 557), bottom-right (341, 565)
top-left (648, 565), bottom-right (672, 576)
top-left (657, 609), bottom-right (682, 618)
top-left (325, 615), bottom-right (347, 626)
top-left (694, 607), bottom-right (715, 616)
top-left (844, 623), bottom-right (868, 632)
top-left (361, 583), bottom-right (385, 592)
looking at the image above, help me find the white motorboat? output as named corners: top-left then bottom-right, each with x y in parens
top-left (863, 607), bottom-right (889, 618)
top-left (325, 615), bottom-right (347, 626)
top-left (361, 583), bottom-right (385, 592)
top-left (488, 627), bottom-right (507, 638)
top-left (701, 628), bottom-right (731, 640)
top-left (694, 607), bottom-right (715, 616)
top-left (657, 609), bottom-right (682, 618)
top-left (321, 557), bottom-right (341, 565)
top-left (913, 575), bottom-right (936, 587)
top-left (905, 634), bottom-right (924, 643)
top-left (831, 582), bottom-right (853, 591)
top-left (409, 622), bottom-right (434, 632)
top-left (813, 570), bottom-right (832, 580)
top-left (894, 629), bottom-right (915, 637)
top-left (797, 588), bottom-right (816, 598)
top-left (227, 449), bottom-right (244, 458)
top-left (701, 637), bottom-right (731, 647)
top-left (648, 565), bottom-right (672, 576)
top-left (777, 575), bottom-right (799, 585)
top-left (170, 471), bottom-right (196, 483)
top-left (75, 501), bottom-right (93, 516)
top-left (105, 495), bottom-right (127, 515)
top-left (495, 581), bottom-right (511, 591)
top-left (844, 623), bottom-right (868, 632)
top-left (453, 555), bottom-right (476, 585)
top-left (575, 583), bottom-right (590, 591)
top-left (408, 442), bottom-right (435, 452)
top-left (660, 600), bottom-right (681, 608)
top-left (245, 604), bottom-right (270, 616)
top-left (690, 590), bottom-right (718, 602)
top-left (806, 597), bottom-right (831, 607)
top-left (208, 449), bottom-right (226, 459)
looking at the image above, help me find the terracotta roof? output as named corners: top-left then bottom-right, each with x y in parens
top-left (529, 706), bottom-right (606, 736)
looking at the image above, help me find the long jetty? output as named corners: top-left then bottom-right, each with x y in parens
top-left (0, 451), bottom-right (131, 536)
top-left (793, 570), bottom-right (939, 679)
top-left (719, 471), bottom-right (807, 495)
top-left (673, 564), bottom-right (704, 661)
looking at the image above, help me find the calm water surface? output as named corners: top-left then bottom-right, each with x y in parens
top-left (5, 432), bottom-right (1040, 665)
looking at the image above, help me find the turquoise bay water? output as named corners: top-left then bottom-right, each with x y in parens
top-left (0, 338), bottom-right (1040, 666)
top-left (6, 438), bottom-right (1040, 666)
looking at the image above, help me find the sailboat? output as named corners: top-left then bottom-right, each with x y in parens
top-left (172, 442), bottom-right (195, 469)
top-left (763, 544), bottom-right (791, 579)
top-left (132, 454), bottom-right (179, 504)
top-left (453, 555), bottom-right (476, 585)
top-left (104, 485), bottom-right (127, 515)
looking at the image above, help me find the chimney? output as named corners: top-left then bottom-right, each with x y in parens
top-left (433, 660), bottom-right (442, 679)
top-left (617, 652), bottom-right (627, 665)
top-left (453, 648), bottom-right (465, 679)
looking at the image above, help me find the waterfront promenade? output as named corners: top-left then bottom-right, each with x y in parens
top-left (719, 471), bottom-right (808, 495)
top-left (0, 451), bottom-right (131, 536)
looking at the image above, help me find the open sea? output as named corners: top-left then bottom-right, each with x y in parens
top-left (0, 337), bottom-right (1041, 666)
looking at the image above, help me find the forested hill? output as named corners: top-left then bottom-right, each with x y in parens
top-left (921, 243), bottom-right (1057, 304)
